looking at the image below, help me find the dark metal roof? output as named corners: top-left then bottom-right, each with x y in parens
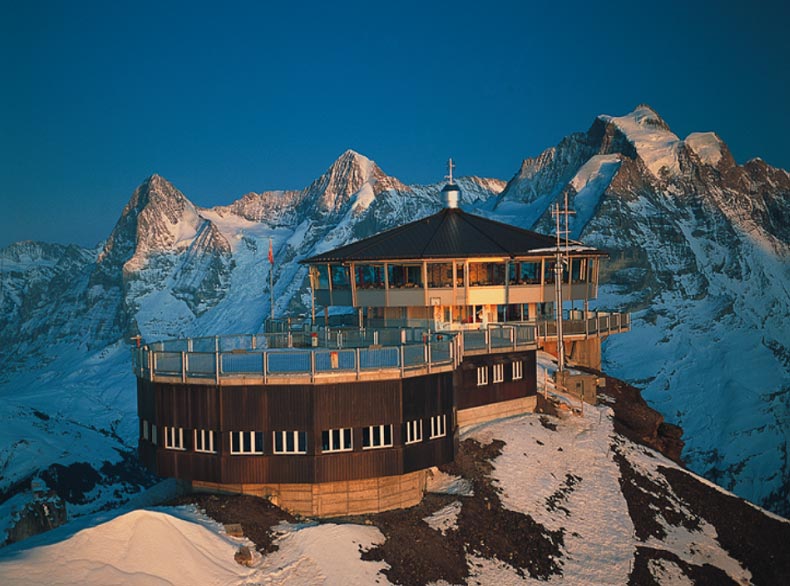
top-left (302, 208), bottom-right (605, 263)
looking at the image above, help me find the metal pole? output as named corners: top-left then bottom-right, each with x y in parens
top-left (553, 204), bottom-right (566, 374)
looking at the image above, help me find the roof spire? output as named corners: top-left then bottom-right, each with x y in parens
top-left (445, 158), bottom-right (456, 184)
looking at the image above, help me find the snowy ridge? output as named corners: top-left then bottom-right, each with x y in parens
top-left (685, 132), bottom-right (723, 167)
top-left (599, 105), bottom-right (682, 178)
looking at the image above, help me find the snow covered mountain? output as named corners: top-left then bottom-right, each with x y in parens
top-left (0, 106), bottom-right (788, 543)
top-left (496, 105), bottom-right (789, 515)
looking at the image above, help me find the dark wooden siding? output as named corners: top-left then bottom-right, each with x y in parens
top-left (455, 350), bottom-right (537, 410)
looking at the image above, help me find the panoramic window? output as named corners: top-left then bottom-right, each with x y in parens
top-left (230, 431), bottom-right (264, 455)
top-left (477, 366), bottom-right (488, 386)
top-left (315, 265), bottom-right (330, 289)
top-left (512, 360), bottom-right (523, 381)
top-left (429, 414), bottom-right (447, 439)
top-left (273, 431), bottom-right (307, 454)
top-left (455, 262), bottom-right (465, 287)
top-left (387, 264), bottom-right (423, 288)
top-left (428, 263), bottom-right (453, 288)
top-left (194, 429), bottom-right (216, 453)
top-left (321, 428), bottom-right (352, 452)
top-left (493, 363), bottom-right (504, 383)
top-left (469, 263), bottom-right (506, 286)
top-left (405, 420), bottom-right (423, 444)
top-left (509, 261), bottom-right (541, 285)
top-left (354, 265), bottom-right (385, 289)
top-left (571, 258), bottom-right (587, 283)
top-left (331, 265), bottom-right (350, 290)
top-left (164, 426), bottom-right (185, 450)
top-left (362, 424), bottom-right (393, 449)
top-left (544, 261), bottom-right (568, 283)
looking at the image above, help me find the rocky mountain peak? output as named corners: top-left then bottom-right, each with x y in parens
top-left (301, 150), bottom-right (406, 216)
top-left (97, 174), bottom-right (203, 273)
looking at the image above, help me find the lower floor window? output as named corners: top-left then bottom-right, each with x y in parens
top-left (230, 431), bottom-right (264, 454)
top-left (405, 420), bottom-right (423, 444)
top-left (322, 428), bottom-right (352, 452)
top-left (429, 414), bottom-right (447, 439)
top-left (194, 429), bottom-right (216, 453)
top-left (164, 426), bottom-right (185, 450)
top-left (512, 360), bottom-right (523, 380)
top-left (362, 424), bottom-right (393, 449)
top-left (273, 430), bottom-right (307, 454)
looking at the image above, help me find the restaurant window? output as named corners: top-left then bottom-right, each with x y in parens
top-left (315, 265), bottom-right (330, 289)
top-left (509, 261), bottom-right (541, 285)
top-left (477, 366), bottom-right (488, 386)
top-left (230, 431), bottom-right (264, 455)
top-left (331, 265), bottom-right (350, 289)
top-left (194, 429), bottom-right (216, 453)
top-left (428, 263), bottom-right (453, 288)
top-left (321, 428), bottom-right (353, 452)
top-left (469, 263), bottom-right (506, 286)
top-left (571, 258), bottom-right (587, 283)
top-left (544, 261), bottom-right (567, 283)
top-left (429, 414), bottom-right (447, 439)
top-left (493, 363), bottom-right (504, 383)
top-left (455, 263), bottom-right (465, 287)
top-left (355, 265), bottom-right (385, 289)
top-left (362, 424), bottom-right (393, 449)
top-left (405, 420), bottom-right (423, 444)
top-left (387, 264), bottom-right (422, 288)
top-left (164, 426), bottom-right (185, 450)
top-left (273, 431), bottom-right (307, 454)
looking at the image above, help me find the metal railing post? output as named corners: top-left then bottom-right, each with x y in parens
top-left (427, 341), bottom-right (432, 374)
top-left (310, 350), bottom-right (316, 383)
top-left (263, 352), bottom-right (268, 385)
top-left (400, 345), bottom-right (405, 377)
top-left (215, 351), bottom-right (220, 385)
top-left (181, 351), bottom-right (187, 383)
top-left (148, 351), bottom-right (154, 381)
top-left (356, 347), bottom-right (361, 380)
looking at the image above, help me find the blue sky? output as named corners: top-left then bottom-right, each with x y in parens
top-left (2, 0), bottom-right (788, 248)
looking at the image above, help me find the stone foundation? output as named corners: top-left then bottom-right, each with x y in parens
top-left (191, 469), bottom-right (429, 518)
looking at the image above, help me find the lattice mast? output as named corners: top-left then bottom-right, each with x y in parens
top-left (551, 193), bottom-right (575, 374)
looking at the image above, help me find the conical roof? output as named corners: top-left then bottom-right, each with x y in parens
top-left (302, 208), bottom-right (603, 263)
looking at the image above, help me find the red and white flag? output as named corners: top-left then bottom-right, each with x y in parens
top-left (268, 238), bottom-right (274, 265)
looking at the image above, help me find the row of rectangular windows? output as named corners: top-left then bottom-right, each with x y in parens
top-left (141, 415), bottom-right (448, 455)
top-left (477, 360), bottom-right (523, 386)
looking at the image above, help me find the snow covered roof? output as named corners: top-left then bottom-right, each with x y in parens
top-left (302, 208), bottom-right (605, 263)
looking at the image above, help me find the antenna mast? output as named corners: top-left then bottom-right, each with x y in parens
top-left (445, 158), bottom-right (456, 184)
top-left (550, 196), bottom-right (575, 375)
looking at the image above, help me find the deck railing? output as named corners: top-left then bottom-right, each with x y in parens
top-left (133, 313), bottom-right (628, 385)
top-left (536, 311), bottom-right (630, 340)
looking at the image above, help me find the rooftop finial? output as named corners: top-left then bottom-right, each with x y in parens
top-left (445, 158), bottom-right (456, 184)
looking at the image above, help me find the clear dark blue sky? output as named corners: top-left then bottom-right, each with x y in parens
top-left (2, 0), bottom-right (789, 248)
